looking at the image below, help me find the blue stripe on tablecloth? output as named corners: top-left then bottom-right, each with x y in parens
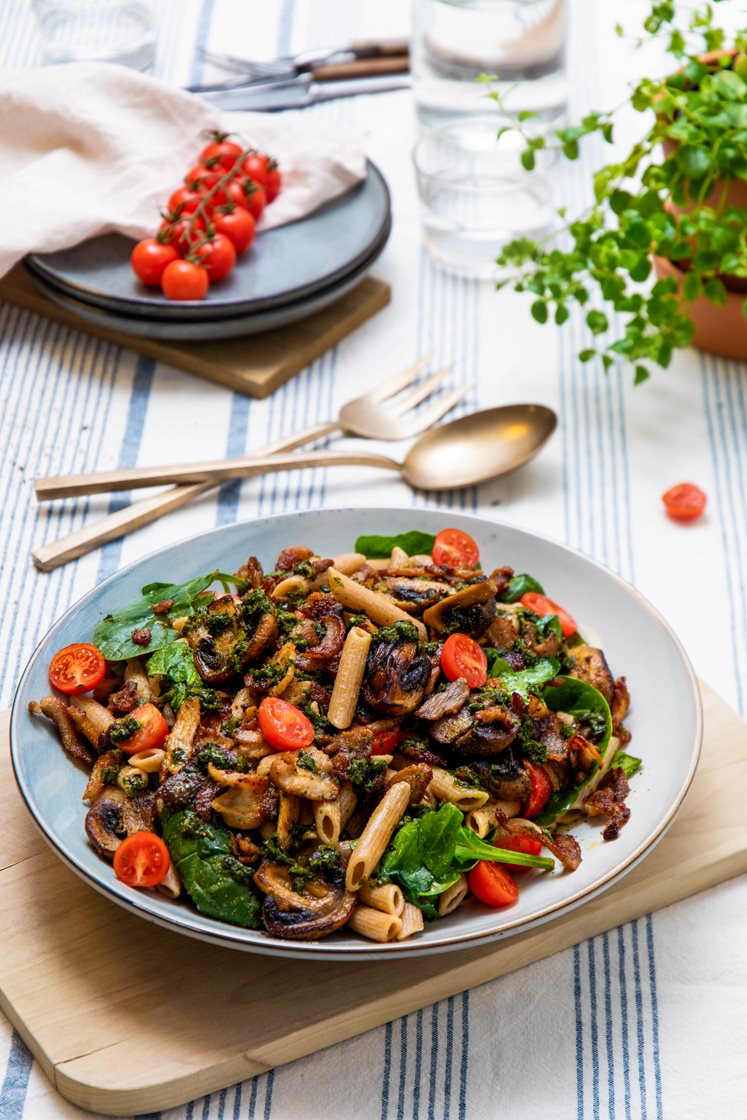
top-left (646, 916), bottom-right (664, 1119)
top-left (588, 939), bottom-right (601, 1119)
top-left (427, 1000), bottom-right (440, 1120)
top-left (0, 1031), bottom-right (33, 1120)
top-left (574, 944), bottom-right (584, 1120)
top-left (602, 933), bottom-right (616, 1120)
top-left (458, 991), bottom-right (469, 1120)
top-left (631, 919), bottom-right (649, 1116)
top-left (397, 1017), bottom-right (409, 1120)
top-left (380, 1020), bottom-right (394, 1120)
top-left (617, 926), bottom-right (632, 1120)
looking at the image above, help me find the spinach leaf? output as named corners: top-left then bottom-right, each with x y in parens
top-left (486, 653), bottom-right (560, 698)
top-left (499, 573), bottom-right (545, 602)
top-left (418, 802), bottom-right (463, 879)
top-left (93, 570), bottom-right (245, 661)
top-left (452, 826), bottom-right (553, 872)
top-left (161, 808), bottom-right (261, 928)
top-left (535, 613), bottom-right (563, 641)
top-left (611, 751), bottom-right (642, 779)
top-left (543, 676), bottom-right (612, 751)
top-left (354, 530), bottom-right (436, 560)
top-left (146, 642), bottom-right (221, 713)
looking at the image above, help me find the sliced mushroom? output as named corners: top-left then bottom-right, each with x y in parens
top-left (159, 764), bottom-right (204, 809)
top-left (269, 749), bottom-right (339, 800)
top-left (120, 793), bottom-right (157, 835)
top-left (566, 644), bottom-right (614, 703)
top-left (254, 859), bottom-right (356, 940)
top-left (184, 594), bottom-right (277, 684)
top-left (484, 612), bottom-right (520, 650)
top-left (416, 677), bottom-right (470, 721)
top-left (452, 707), bottom-right (520, 758)
top-left (385, 763), bottom-right (433, 804)
top-left (373, 576), bottom-right (452, 613)
top-left (84, 797), bottom-right (125, 858)
top-left (211, 774), bottom-right (272, 828)
top-left (29, 698), bottom-right (95, 767)
top-left (430, 706), bottom-right (473, 745)
top-left (422, 579), bottom-right (498, 633)
top-left (362, 634), bottom-right (434, 717)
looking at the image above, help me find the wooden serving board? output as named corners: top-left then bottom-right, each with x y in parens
top-left (0, 265), bottom-right (391, 400)
top-left (1, 682), bottom-right (746, 1117)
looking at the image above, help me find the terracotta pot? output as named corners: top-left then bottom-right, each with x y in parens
top-left (653, 255), bottom-right (747, 362)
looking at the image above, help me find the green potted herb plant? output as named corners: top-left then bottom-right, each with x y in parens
top-left (494, 1), bottom-right (747, 378)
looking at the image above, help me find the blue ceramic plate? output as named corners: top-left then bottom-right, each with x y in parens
top-left (24, 160), bottom-right (390, 321)
top-left (10, 509), bottom-right (701, 961)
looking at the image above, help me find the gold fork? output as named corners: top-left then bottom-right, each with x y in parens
top-left (33, 356), bottom-right (470, 571)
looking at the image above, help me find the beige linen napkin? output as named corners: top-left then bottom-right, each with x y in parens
top-left (0, 62), bottom-right (366, 276)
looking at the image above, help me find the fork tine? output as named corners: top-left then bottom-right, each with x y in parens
top-left (354, 353), bottom-right (433, 405)
top-left (393, 384), bottom-right (473, 439)
top-left (385, 364), bottom-right (453, 417)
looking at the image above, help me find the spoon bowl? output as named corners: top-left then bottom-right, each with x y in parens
top-left (402, 404), bottom-right (557, 490)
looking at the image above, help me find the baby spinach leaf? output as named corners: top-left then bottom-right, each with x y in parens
top-left (418, 802), bottom-right (462, 879)
top-left (611, 751), bottom-right (642, 779)
top-left (145, 642), bottom-right (220, 713)
top-left (543, 676), bottom-right (612, 751)
top-left (354, 530), bottom-right (436, 560)
top-left (161, 807), bottom-right (261, 929)
top-left (534, 764), bottom-right (600, 828)
top-left (452, 827), bottom-right (553, 872)
top-left (486, 654), bottom-right (560, 698)
top-left (499, 573), bottom-right (545, 602)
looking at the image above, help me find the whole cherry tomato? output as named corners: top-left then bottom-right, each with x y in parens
top-left (130, 239), bottom-right (179, 287)
top-left (211, 205), bottom-right (256, 254)
top-left (160, 259), bottom-right (209, 300)
top-left (199, 134), bottom-right (244, 172)
top-left (242, 152), bottom-right (281, 202)
top-left (167, 186), bottom-right (203, 216)
top-left (158, 213), bottom-right (206, 257)
top-left (193, 233), bottom-right (236, 281)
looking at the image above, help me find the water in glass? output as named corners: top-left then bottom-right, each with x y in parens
top-left (32, 0), bottom-right (156, 70)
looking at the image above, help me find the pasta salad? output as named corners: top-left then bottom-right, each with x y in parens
top-left (30, 527), bottom-right (639, 944)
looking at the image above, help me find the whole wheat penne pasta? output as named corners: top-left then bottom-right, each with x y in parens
top-left (272, 575), bottom-right (311, 599)
top-left (493, 798), bottom-right (522, 818)
top-left (364, 558), bottom-right (392, 571)
top-left (71, 695), bottom-right (114, 736)
top-left (397, 901), bottom-right (425, 940)
top-left (358, 882), bottom-right (405, 917)
top-left (389, 545), bottom-right (409, 566)
top-left (332, 551), bottom-right (367, 575)
top-left (438, 874), bottom-right (469, 916)
top-left (156, 863), bottom-right (182, 899)
top-left (128, 747), bottom-right (166, 774)
top-left (164, 697), bottom-right (200, 774)
top-left (124, 657), bottom-right (153, 702)
top-left (429, 768), bottom-right (489, 811)
top-left (347, 905), bottom-right (403, 943)
top-left (276, 792), bottom-right (300, 849)
top-left (316, 781), bottom-right (358, 844)
top-left (465, 805), bottom-right (494, 838)
top-left (326, 568), bottom-right (428, 641)
top-left (346, 781), bottom-right (411, 890)
top-left (419, 785), bottom-right (438, 808)
top-left (328, 626), bottom-right (372, 729)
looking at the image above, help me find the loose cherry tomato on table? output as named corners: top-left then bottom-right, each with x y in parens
top-left (432, 528), bottom-right (480, 569)
top-left (492, 833), bottom-right (543, 874)
top-left (113, 832), bottom-right (171, 888)
top-left (468, 861), bottom-right (519, 908)
top-left (520, 591), bottom-right (577, 638)
top-left (242, 152), bottom-right (281, 202)
top-left (441, 633), bottom-right (488, 688)
top-left (49, 643), bottom-right (106, 694)
top-left (160, 259), bottom-right (209, 300)
top-left (371, 728), bottom-right (402, 756)
top-left (211, 205), bottom-right (256, 254)
top-left (130, 238), bottom-right (179, 287)
top-left (199, 134), bottom-right (244, 172)
top-left (259, 697), bottom-right (315, 751)
top-left (116, 703), bottom-right (169, 754)
top-left (193, 233), bottom-right (236, 281)
top-left (662, 482), bottom-right (707, 523)
top-left (522, 761), bottom-right (552, 818)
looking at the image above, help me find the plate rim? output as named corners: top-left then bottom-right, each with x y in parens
top-left (10, 507), bottom-right (703, 960)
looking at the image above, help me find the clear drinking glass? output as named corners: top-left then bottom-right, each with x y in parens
top-left (32, 0), bottom-right (156, 70)
top-left (412, 0), bottom-right (567, 129)
top-left (413, 116), bottom-right (553, 279)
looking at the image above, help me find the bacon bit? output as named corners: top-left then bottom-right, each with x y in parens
top-left (131, 627), bottom-right (152, 646)
top-left (584, 767), bottom-right (631, 841)
top-left (494, 808), bottom-right (582, 872)
top-left (152, 598), bottom-right (175, 615)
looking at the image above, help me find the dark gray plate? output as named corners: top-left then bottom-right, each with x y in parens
top-left (24, 228), bottom-right (388, 340)
top-left (24, 160), bottom-right (390, 321)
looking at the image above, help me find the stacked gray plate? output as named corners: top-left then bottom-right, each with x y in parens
top-left (24, 160), bottom-right (391, 340)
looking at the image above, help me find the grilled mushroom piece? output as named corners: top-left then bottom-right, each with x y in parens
top-left (254, 860), bottom-right (356, 940)
top-left (416, 677), bottom-right (470, 721)
top-left (362, 631), bottom-right (434, 717)
top-left (294, 594), bottom-right (346, 671)
top-left (465, 752), bottom-right (532, 801)
top-left (430, 706), bottom-right (473, 745)
top-left (422, 579), bottom-right (498, 636)
top-left (184, 593), bottom-right (277, 684)
top-left (373, 576), bottom-right (452, 613)
top-left (566, 644), bottom-right (614, 703)
top-left (451, 707), bottom-right (520, 758)
top-left (84, 797), bottom-right (126, 858)
top-left (120, 793), bottom-right (157, 836)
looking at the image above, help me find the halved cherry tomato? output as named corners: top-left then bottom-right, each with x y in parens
top-left (372, 728), bottom-right (402, 756)
top-left (242, 152), bottom-right (281, 202)
top-left (520, 592), bottom-right (577, 638)
top-left (468, 861), bottom-right (519, 907)
top-left (115, 703), bottom-right (169, 755)
top-left (49, 643), bottom-right (106, 695)
top-left (192, 233), bottom-right (236, 281)
top-left (113, 832), bottom-right (171, 888)
top-left (199, 135), bottom-right (244, 172)
top-left (441, 633), bottom-right (487, 688)
top-left (211, 205), bottom-right (256, 254)
top-left (662, 482), bottom-right (707, 523)
top-left (161, 259), bottom-right (209, 300)
top-left (492, 833), bottom-right (543, 875)
top-left (259, 697), bottom-right (315, 751)
top-left (432, 528), bottom-right (480, 569)
top-left (130, 239), bottom-right (179, 287)
top-left (522, 761), bottom-right (552, 818)
top-left (167, 186), bottom-right (203, 216)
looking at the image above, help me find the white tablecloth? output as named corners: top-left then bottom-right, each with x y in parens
top-left (1, 1), bottom-right (745, 1117)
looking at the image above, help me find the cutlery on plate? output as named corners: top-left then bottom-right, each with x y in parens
top-left (196, 71), bottom-right (411, 112)
top-left (32, 355), bottom-right (467, 571)
top-left (196, 38), bottom-right (409, 85)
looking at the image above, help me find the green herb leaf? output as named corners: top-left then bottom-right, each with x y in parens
top-left (498, 572), bottom-right (545, 602)
top-left (611, 750), bottom-right (642, 779)
top-left (485, 654), bottom-right (560, 698)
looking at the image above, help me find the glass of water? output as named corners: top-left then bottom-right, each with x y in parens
top-left (32, 0), bottom-right (156, 71)
top-left (413, 116), bottom-right (553, 279)
top-left (412, 0), bottom-right (567, 129)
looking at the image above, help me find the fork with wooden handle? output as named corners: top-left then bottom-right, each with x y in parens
top-left (33, 356), bottom-right (468, 572)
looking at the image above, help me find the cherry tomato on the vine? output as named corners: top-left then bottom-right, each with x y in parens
top-left (520, 592), bottom-right (577, 638)
top-left (211, 205), bottom-right (256, 254)
top-left (441, 633), bottom-right (487, 688)
top-left (113, 832), bottom-right (171, 889)
top-left (184, 164), bottom-right (221, 191)
top-left (160, 259), bottom-right (209, 300)
top-left (193, 233), bottom-right (236, 281)
top-left (662, 482), bottom-right (707, 523)
top-left (167, 186), bottom-right (203, 216)
top-left (468, 861), bottom-right (519, 908)
top-left (49, 643), bottom-right (106, 694)
top-left (158, 213), bottom-right (206, 257)
top-left (130, 238), bottom-right (179, 288)
top-left (258, 697), bottom-right (315, 751)
top-left (242, 152), bottom-right (281, 202)
top-left (199, 135), bottom-right (244, 172)
top-left (227, 177), bottom-right (267, 220)
top-left (432, 527), bottom-right (480, 569)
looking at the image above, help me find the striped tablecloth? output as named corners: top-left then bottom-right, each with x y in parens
top-left (2, 1), bottom-right (745, 1117)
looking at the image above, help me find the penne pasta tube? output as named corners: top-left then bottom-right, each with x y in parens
top-left (346, 781), bottom-right (411, 891)
top-left (272, 575), bottom-right (311, 600)
top-left (347, 904), bottom-right (403, 943)
top-left (358, 882), bottom-right (405, 917)
top-left (276, 791), bottom-right (300, 849)
top-left (396, 902), bottom-right (425, 940)
top-left (438, 874), bottom-right (469, 916)
top-left (124, 657), bottom-right (153, 702)
top-left (71, 695), bottom-right (114, 735)
top-left (156, 863), bottom-right (182, 899)
top-left (328, 626), bottom-right (372, 729)
top-left (164, 697), bottom-right (200, 774)
top-left (429, 768), bottom-right (489, 811)
top-left (332, 551), bottom-right (367, 576)
top-left (315, 780), bottom-right (359, 845)
top-left (464, 805), bottom-right (494, 838)
top-left (326, 568), bottom-right (428, 641)
top-left (128, 747), bottom-right (166, 774)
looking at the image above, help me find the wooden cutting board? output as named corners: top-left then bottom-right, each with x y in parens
top-left (0, 265), bottom-right (391, 399)
top-left (1, 682), bottom-right (746, 1117)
